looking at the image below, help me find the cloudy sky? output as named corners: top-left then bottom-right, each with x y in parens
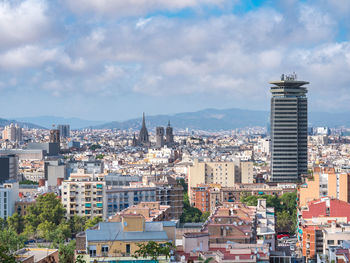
top-left (1, 0), bottom-right (350, 121)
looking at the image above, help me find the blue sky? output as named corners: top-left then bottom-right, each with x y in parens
top-left (1, 0), bottom-right (350, 121)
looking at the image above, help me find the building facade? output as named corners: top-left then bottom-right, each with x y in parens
top-left (57, 124), bottom-right (70, 138)
top-left (188, 159), bottom-right (240, 204)
top-left (0, 181), bottom-right (19, 219)
top-left (156, 127), bottom-right (165, 148)
top-left (270, 73), bottom-right (308, 182)
top-left (0, 154), bottom-right (19, 183)
top-left (61, 173), bottom-right (107, 219)
top-left (299, 167), bottom-right (350, 207)
top-left (76, 215), bottom-right (176, 262)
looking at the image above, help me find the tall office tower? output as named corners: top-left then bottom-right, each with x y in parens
top-left (49, 128), bottom-right (60, 143)
top-left (270, 73), bottom-right (308, 182)
top-left (165, 121), bottom-right (174, 147)
top-left (2, 123), bottom-right (22, 142)
top-left (155, 127), bottom-right (165, 148)
top-left (57, 124), bottom-right (70, 138)
top-left (138, 113), bottom-right (150, 147)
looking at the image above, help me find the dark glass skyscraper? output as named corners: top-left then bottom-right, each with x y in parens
top-left (270, 73), bottom-right (308, 182)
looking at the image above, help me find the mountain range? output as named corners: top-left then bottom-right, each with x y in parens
top-left (0, 118), bottom-right (44, 129)
top-left (14, 116), bottom-right (106, 130)
top-left (89, 108), bottom-right (350, 131)
top-left (7, 108), bottom-right (350, 131)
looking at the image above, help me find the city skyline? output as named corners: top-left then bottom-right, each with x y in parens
top-left (1, 0), bottom-right (350, 120)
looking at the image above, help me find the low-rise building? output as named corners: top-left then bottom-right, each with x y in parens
top-left (15, 248), bottom-right (58, 263)
top-left (76, 214), bottom-right (176, 262)
top-left (109, 202), bottom-right (171, 222)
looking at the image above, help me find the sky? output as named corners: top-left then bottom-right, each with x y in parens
top-left (1, 0), bottom-right (350, 121)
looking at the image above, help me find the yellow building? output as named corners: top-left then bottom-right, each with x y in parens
top-left (299, 167), bottom-right (350, 207)
top-left (188, 159), bottom-right (240, 204)
top-left (76, 214), bottom-right (176, 262)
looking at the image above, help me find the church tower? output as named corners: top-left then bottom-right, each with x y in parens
top-left (165, 120), bottom-right (174, 147)
top-left (138, 112), bottom-right (150, 147)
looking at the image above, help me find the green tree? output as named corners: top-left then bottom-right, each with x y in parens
top-left (176, 178), bottom-right (188, 193)
top-left (200, 212), bottom-right (210, 222)
top-left (7, 213), bottom-right (25, 234)
top-left (59, 240), bottom-right (76, 263)
top-left (134, 241), bottom-right (174, 262)
top-left (89, 144), bottom-right (101, 151)
top-left (95, 154), bottom-right (104, 159)
top-left (0, 245), bottom-right (16, 263)
top-left (0, 217), bottom-right (7, 230)
top-left (25, 193), bottom-right (66, 238)
top-left (180, 193), bottom-right (205, 223)
top-left (69, 215), bottom-right (88, 237)
top-left (75, 255), bottom-right (86, 263)
top-left (0, 228), bottom-right (26, 253)
top-left (276, 210), bottom-right (293, 233)
top-left (84, 217), bottom-right (102, 230)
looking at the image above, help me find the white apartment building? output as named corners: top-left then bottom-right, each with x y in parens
top-left (0, 181), bottom-right (19, 219)
top-left (62, 173), bottom-right (107, 220)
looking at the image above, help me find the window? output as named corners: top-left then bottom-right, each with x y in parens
top-left (327, 240), bottom-right (334, 245)
top-left (89, 246), bottom-right (97, 257)
top-left (102, 245), bottom-right (109, 255)
top-left (126, 244), bottom-right (131, 254)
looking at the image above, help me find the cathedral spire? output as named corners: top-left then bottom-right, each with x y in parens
top-left (142, 112), bottom-right (146, 128)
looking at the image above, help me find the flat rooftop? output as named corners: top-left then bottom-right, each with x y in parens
top-left (16, 248), bottom-right (57, 262)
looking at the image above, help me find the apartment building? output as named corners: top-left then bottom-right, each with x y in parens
top-left (0, 181), bottom-right (19, 219)
top-left (299, 167), bottom-right (350, 207)
top-left (298, 197), bottom-right (350, 261)
top-left (240, 160), bottom-right (254, 184)
top-left (188, 159), bottom-right (240, 203)
top-left (192, 183), bottom-right (296, 213)
top-left (202, 202), bottom-right (256, 244)
top-left (61, 173), bottom-right (107, 219)
top-left (155, 181), bottom-right (183, 219)
top-left (106, 185), bottom-right (157, 218)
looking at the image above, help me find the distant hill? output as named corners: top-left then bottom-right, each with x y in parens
top-left (91, 108), bottom-right (269, 131)
top-left (90, 108), bottom-right (350, 131)
top-left (0, 118), bottom-right (44, 129)
top-left (15, 116), bottom-right (106, 130)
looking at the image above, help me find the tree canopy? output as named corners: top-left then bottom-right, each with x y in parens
top-left (134, 241), bottom-right (174, 262)
top-left (240, 191), bottom-right (297, 233)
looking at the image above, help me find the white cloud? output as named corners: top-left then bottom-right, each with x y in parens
top-left (0, 45), bottom-right (57, 69)
top-left (136, 17), bottom-right (152, 29)
top-left (0, 0), bottom-right (50, 49)
top-left (65, 0), bottom-right (228, 16)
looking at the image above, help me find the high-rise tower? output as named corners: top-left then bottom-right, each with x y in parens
top-left (270, 73), bottom-right (308, 182)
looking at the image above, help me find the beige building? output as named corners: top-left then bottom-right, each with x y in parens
top-left (61, 173), bottom-right (106, 220)
top-left (188, 159), bottom-right (240, 203)
top-left (299, 167), bottom-right (350, 207)
top-left (240, 161), bottom-right (254, 184)
top-left (2, 123), bottom-right (22, 142)
top-left (323, 223), bottom-right (350, 255)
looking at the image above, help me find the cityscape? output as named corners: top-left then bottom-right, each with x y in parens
top-left (1, 1), bottom-right (350, 263)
